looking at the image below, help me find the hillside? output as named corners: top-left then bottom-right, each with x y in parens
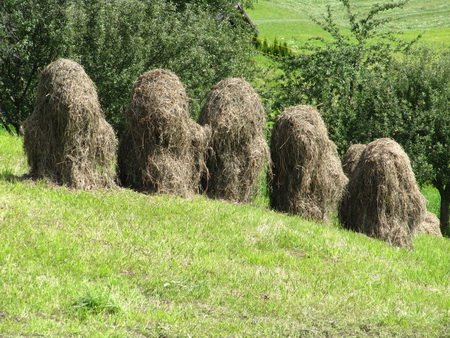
top-left (247, 0), bottom-right (450, 49)
top-left (0, 131), bottom-right (449, 336)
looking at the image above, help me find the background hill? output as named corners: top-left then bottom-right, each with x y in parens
top-left (248, 0), bottom-right (450, 49)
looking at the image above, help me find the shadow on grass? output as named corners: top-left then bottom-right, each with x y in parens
top-left (0, 171), bottom-right (32, 183)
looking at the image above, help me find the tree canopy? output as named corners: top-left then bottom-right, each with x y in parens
top-left (0, 0), bottom-right (256, 133)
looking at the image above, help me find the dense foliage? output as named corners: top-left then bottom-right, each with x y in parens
top-left (0, 0), bottom-right (70, 133)
top-left (394, 49), bottom-right (450, 234)
top-left (0, 0), bottom-right (256, 133)
top-left (172, 0), bottom-right (255, 11)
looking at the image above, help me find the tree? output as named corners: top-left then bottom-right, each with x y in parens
top-left (68, 0), bottom-right (255, 131)
top-left (172, 0), bottom-right (255, 11)
top-left (278, 0), bottom-right (414, 151)
top-left (0, 0), bottom-right (70, 134)
top-left (0, 0), bottom-right (256, 133)
top-left (276, 0), bottom-right (450, 233)
top-left (394, 49), bottom-right (450, 234)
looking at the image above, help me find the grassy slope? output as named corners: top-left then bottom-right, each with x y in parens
top-left (248, 0), bottom-right (450, 49)
top-left (0, 131), bottom-right (449, 337)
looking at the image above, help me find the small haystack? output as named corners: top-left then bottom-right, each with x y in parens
top-left (199, 78), bottom-right (269, 202)
top-left (23, 58), bottom-right (117, 189)
top-left (118, 69), bottom-right (208, 196)
top-left (269, 105), bottom-right (347, 221)
top-left (415, 212), bottom-right (442, 237)
top-left (339, 138), bottom-right (426, 247)
top-left (342, 144), bottom-right (366, 178)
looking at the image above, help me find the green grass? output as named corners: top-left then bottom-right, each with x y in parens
top-left (0, 130), bottom-right (449, 336)
top-left (422, 185), bottom-right (441, 216)
top-left (248, 0), bottom-right (450, 49)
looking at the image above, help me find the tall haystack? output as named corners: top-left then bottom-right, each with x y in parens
top-left (23, 58), bottom-right (117, 189)
top-left (118, 69), bottom-right (208, 196)
top-left (415, 212), bottom-right (442, 237)
top-left (342, 144), bottom-right (366, 178)
top-left (269, 105), bottom-right (347, 221)
top-left (199, 78), bottom-right (269, 202)
top-left (339, 138), bottom-right (426, 247)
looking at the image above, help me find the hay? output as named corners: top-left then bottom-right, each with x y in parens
top-left (269, 105), bottom-right (348, 221)
top-left (199, 78), bottom-right (269, 202)
top-left (415, 212), bottom-right (442, 237)
top-left (23, 58), bottom-right (117, 189)
top-left (339, 138), bottom-right (426, 247)
top-left (118, 69), bottom-right (208, 196)
top-left (342, 144), bottom-right (366, 178)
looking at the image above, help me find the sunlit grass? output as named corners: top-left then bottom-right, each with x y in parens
top-left (0, 130), bottom-right (448, 336)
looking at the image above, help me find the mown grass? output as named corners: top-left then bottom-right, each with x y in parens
top-left (0, 130), bottom-right (449, 336)
top-left (248, 0), bottom-right (450, 49)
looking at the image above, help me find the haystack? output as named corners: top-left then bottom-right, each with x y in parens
top-left (269, 105), bottom-right (347, 221)
top-left (342, 144), bottom-right (366, 178)
top-left (118, 69), bottom-right (208, 196)
top-left (23, 58), bottom-right (117, 189)
top-left (199, 78), bottom-right (269, 202)
top-left (339, 138), bottom-right (426, 247)
top-left (415, 212), bottom-right (442, 237)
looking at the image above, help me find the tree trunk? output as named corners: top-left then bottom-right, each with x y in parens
top-left (437, 185), bottom-right (450, 236)
top-left (0, 107), bottom-right (13, 134)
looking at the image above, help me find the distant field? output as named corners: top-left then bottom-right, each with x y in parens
top-left (248, 0), bottom-right (450, 49)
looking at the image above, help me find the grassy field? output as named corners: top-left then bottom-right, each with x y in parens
top-left (247, 0), bottom-right (450, 49)
top-left (0, 131), bottom-right (449, 336)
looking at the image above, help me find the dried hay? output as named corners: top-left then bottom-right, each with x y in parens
top-left (23, 58), bottom-right (117, 189)
top-left (269, 105), bottom-right (348, 221)
top-left (339, 138), bottom-right (426, 247)
top-left (199, 78), bottom-right (269, 202)
top-left (118, 69), bottom-right (208, 196)
top-left (342, 144), bottom-right (366, 178)
top-left (415, 212), bottom-right (442, 237)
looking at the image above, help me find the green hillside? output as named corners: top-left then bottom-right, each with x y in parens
top-left (1, 131), bottom-right (449, 336)
top-left (248, 0), bottom-right (450, 49)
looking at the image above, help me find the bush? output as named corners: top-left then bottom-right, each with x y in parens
top-left (0, 0), bottom-right (256, 134)
top-left (393, 48), bottom-right (450, 234)
top-left (0, 0), bottom-right (70, 134)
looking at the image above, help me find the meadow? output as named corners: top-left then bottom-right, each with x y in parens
top-left (0, 2), bottom-right (449, 336)
top-left (1, 129), bottom-right (449, 336)
top-left (247, 0), bottom-right (450, 49)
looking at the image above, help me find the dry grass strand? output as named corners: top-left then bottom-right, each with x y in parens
top-left (269, 105), bottom-right (348, 221)
top-left (23, 58), bottom-right (117, 189)
top-left (342, 144), bottom-right (366, 178)
top-left (339, 138), bottom-right (426, 247)
top-left (118, 69), bottom-right (208, 196)
top-left (415, 212), bottom-right (442, 237)
top-left (199, 78), bottom-right (269, 202)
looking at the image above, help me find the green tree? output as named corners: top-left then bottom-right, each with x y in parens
top-left (277, 0), bottom-right (450, 233)
top-left (172, 0), bottom-right (255, 11)
top-left (69, 0), bottom-right (255, 131)
top-left (394, 49), bottom-right (450, 234)
top-left (278, 0), bottom-right (414, 150)
top-left (0, 0), bottom-right (70, 134)
top-left (1, 0), bottom-right (256, 133)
